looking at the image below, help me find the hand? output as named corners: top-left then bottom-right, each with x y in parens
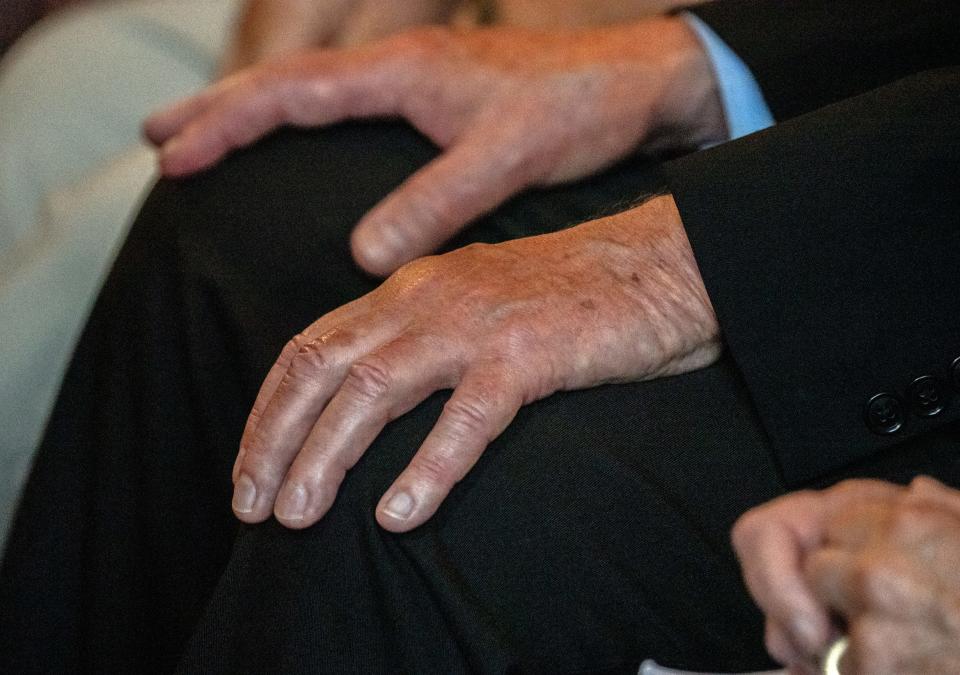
top-left (145, 18), bottom-right (724, 276)
top-left (733, 481), bottom-right (904, 671)
top-left (805, 477), bottom-right (960, 674)
top-left (229, 195), bottom-right (720, 533)
top-left (220, 0), bottom-right (465, 75)
top-left (733, 477), bottom-right (960, 674)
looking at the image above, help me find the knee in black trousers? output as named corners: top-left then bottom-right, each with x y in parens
top-left (13, 122), bottom-right (955, 674)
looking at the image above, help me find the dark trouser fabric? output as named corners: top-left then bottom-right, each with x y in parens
top-left (2, 123), bottom-right (958, 675)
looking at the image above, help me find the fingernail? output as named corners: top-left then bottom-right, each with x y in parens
top-left (232, 474), bottom-right (257, 514)
top-left (382, 491), bottom-right (414, 520)
top-left (359, 238), bottom-right (396, 271)
top-left (276, 485), bottom-right (308, 522)
top-left (353, 225), bottom-right (403, 274)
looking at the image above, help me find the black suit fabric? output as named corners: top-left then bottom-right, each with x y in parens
top-left (667, 69), bottom-right (960, 484)
top-left (1, 126), bottom-right (792, 674)
top-left (690, 0), bottom-right (960, 120)
top-left (676, 1), bottom-right (960, 483)
top-left (1, 2), bottom-right (959, 674)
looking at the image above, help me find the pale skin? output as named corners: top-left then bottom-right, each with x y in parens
top-left (733, 477), bottom-right (960, 675)
top-left (144, 17), bottom-right (728, 533)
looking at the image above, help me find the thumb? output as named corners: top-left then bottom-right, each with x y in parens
top-left (351, 127), bottom-right (536, 276)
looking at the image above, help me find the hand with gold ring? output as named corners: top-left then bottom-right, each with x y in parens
top-left (733, 477), bottom-right (960, 674)
top-left (803, 477), bottom-right (960, 674)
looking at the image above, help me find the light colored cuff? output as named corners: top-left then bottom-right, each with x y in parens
top-left (681, 12), bottom-right (775, 141)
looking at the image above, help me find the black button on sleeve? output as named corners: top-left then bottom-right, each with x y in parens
top-left (909, 375), bottom-right (950, 418)
top-left (865, 393), bottom-right (905, 435)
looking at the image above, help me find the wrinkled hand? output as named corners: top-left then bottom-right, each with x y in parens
top-left (733, 477), bottom-right (960, 674)
top-left (230, 195), bottom-right (720, 533)
top-left (146, 18), bottom-right (723, 276)
top-left (220, 0), bottom-right (464, 75)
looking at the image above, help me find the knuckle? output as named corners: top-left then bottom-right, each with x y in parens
top-left (730, 516), bottom-right (755, 553)
top-left (851, 557), bottom-right (894, 606)
top-left (404, 184), bottom-right (458, 234)
top-left (280, 333), bottom-right (308, 362)
top-left (498, 321), bottom-right (541, 359)
top-left (237, 435), bottom-right (273, 479)
top-left (412, 451), bottom-right (457, 486)
top-left (444, 393), bottom-right (494, 438)
top-left (292, 332), bottom-right (327, 361)
top-left (282, 336), bottom-right (338, 392)
top-left (344, 356), bottom-right (394, 402)
top-left (888, 503), bottom-right (931, 541)
top-left (389, 256), bottom-right (442, 292)
top-left (731, 505), bottom-right (771, 551)
top-left (908, 475), bottom-right (940, 493)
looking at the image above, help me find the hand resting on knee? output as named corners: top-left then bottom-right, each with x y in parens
top-left (145, 16), bottom-right (725, 275)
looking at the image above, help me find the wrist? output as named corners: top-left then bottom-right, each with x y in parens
top-left (643, 16), bottom-right (727, 148)
top-left (581, 194), bottom-right (722, 376)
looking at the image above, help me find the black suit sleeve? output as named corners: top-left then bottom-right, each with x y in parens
top-left (663, 67), bottom-right (960, 486)
top-left (686, 0), bottom-right (960, 120)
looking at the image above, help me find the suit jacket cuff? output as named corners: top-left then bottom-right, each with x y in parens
top-left (663, 68), bottom-right (960, 485)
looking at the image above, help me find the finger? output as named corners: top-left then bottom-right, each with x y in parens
top-left (233, 312), bottom-right (400, 523)
top-left (154, 52), bottom-right (407, 177)
top-left (732, 501), bottom-right (833, 657)
top-left (233, 300), bottom-right (366, 482)
top-left (765, 618), bottom-right (807, 668)
top-left (350, 123), bottom-right (539, 276)
top-left (143, 83), bottom-right (225, 146)
top-left (376, 364), bottom-right (523, 532)
top-left (272, 333), bottom-right (459, 528)
top-left (805, 548), bottom-right (871, 618)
